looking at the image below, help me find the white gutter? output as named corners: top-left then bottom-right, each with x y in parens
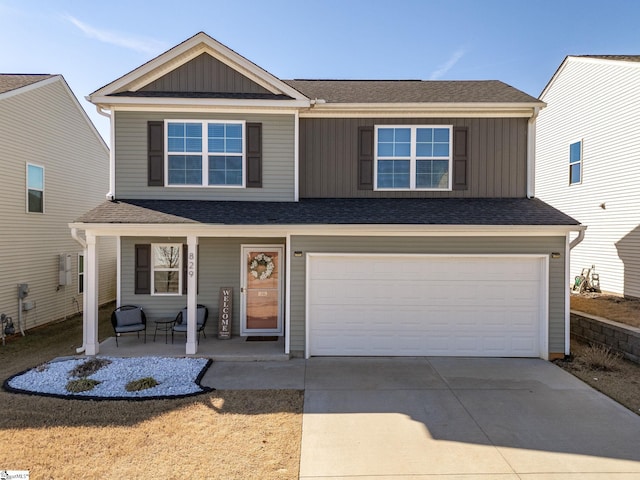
top-left (93, 104), bottom-right (115, 200)
top-left (527, 106), bottom-right (541, 198)
top-left (569, 228), bottom-right (586, 249)
top-left (70, 228), bottom-right (88, 353)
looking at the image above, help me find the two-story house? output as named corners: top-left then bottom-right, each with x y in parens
top-left (536, 55), bottom-right (640, 299)
top-left (0, 74), bottom-right (116, 334)
top-left (72, 32), bottom-right (582, 359)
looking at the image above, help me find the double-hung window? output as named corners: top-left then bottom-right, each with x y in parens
top-left (375, 125), bottom-right (452, 190)
top-left (152, 244), bottom-right (182, 295)
top-left (26, 163), bottom-right (44, 213)
top-left (166, 120), bottom-right (245, 187)
top-left (78, 254), bottom-right (84, 294)
top-left (569, 140), bottom-right (582, 185)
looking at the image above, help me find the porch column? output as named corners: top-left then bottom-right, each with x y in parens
top-left (85, 233), bottom-right (99, 355)
top-left (185, 235), bottom-right (198, 354)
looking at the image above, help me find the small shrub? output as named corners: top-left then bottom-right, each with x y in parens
top-left (579, 343), bottom-right (622, 371)
top-left (66, 378), bottom-right (101, 393)
top-left (35, 363), bottom-right (49, 373)
top-left (69, 358), bottom-right (112, 378)
top-left (125, 377), bottom-right (159, 392)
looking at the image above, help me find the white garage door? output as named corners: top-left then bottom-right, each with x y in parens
top-left (307, 255), bottom-right (546, 357)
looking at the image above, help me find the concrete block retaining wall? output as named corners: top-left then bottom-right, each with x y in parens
top-left (570, 310), bottom-right (640, 364)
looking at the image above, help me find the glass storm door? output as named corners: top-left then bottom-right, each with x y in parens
top-left (241, 245), bottom-right (284, 335)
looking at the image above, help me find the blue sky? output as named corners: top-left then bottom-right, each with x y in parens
top-left (2, 0), bottom-right (639, 144)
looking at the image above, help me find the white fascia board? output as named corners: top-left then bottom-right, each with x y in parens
top-left (90, 33), bottom-right (308, 102)
top-left (300, 102), bottom-right (545, 118)
top-left (93, 96), bottom-right (310, 110)
top-left (539, 56), bottom-right (570, 100)
top-left (70, 222), bottom-right (583, 238)
top-left (0, 75), bottom-right (61, 101)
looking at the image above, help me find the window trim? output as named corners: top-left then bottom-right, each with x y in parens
top-left (151, 243), bottom-right (182, 296)
top-left (373, 125), bottom-right (453, 191)
top-left (569, 139), bottom-right (583, 186)
top-left (78, 253), bottom-right (84, 294)
top-left (26, 163), bottom-right (45, 213)
top-left (164, 119), bottom-right (246, 188)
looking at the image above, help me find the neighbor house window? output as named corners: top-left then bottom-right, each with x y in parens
top-left (151, 244), bottom-right (182, 295)
top-left (26, 164), bottom-right (44, 212)
top-left (166, 120), bottom-right (244, 187)
top-left (569, 140), bottom-right (582, 185)
top-left (375, 126), bottom-right (452, 190)
top-left (78, 254), bottom-right (84, 294)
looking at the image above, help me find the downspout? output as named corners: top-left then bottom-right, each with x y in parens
top-left (93, 104), bottom-right (115, 200)
top-left (527, 106), bottom-right (541, 198)
top-left (71, 228), bottom-right (88, 353)
top-left (569, 228), bottom-right (585, 249)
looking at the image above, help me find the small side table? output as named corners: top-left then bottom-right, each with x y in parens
top-left (153, 318), bottom-right (174, 344)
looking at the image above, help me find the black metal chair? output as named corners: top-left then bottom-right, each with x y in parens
top-left (171, 304), bottom-right (208, 343)
top-left (111, 305), bottom-right (146, 347)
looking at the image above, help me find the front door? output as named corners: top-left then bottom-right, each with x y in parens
top-left (241, 245), bottom-right (284, 336)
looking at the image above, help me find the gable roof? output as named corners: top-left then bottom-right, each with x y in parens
top-left (284, 80), bottom-right (540, 104)
top-left (89, 32), bottom-right (308, 106)
top-left (540, 55), bottom-right (640, 99)
top-left (0, 74), bottom-right (56, 96)
top-left (74, 197), bottom-right (579, 227)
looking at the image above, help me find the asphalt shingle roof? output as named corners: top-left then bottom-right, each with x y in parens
top-left (576, 55), bottom-right (640, 62)
top-left (283, 80), bottom-right (540, 104)
top-left (0, 74), bottom-right (55, 95)
top-left (75, 198), bottom-right (579, 226)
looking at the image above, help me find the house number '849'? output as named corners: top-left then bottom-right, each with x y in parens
top-left (188, 252), bottom-right (196, 277)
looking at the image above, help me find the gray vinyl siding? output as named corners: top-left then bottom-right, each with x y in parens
top-left (289, 235), bottom-right (566, 356)
top-left (299, 117), bottom-right (528, 198)
top-left (120, 237), bottom-right (285, 337)
top-left (0, 78), bottom-right (116, 329)
top-left (114, 111), bottom-right (295, 201)
top-left (139, 53), bottom-right (272, 94)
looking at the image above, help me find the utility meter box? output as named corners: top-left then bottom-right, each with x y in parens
top-left (17, 283), bottom-right (29, 299)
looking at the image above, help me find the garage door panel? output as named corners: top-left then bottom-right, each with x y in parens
top-left (308, 255), bottom-right (544, 357)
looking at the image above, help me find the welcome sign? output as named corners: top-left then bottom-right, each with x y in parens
top-left (218, 287), bottom-right (233, 339)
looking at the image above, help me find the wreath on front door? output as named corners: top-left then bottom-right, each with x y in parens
top-left (249, 253), bottom-right (275, 280)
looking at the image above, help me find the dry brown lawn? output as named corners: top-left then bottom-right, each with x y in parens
top-left (571, 292), bottom-right (640, 327)
top-left (0, 304), bottom-right (303, 479)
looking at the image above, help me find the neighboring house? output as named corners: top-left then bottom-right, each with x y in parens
top-left (72, 32), bottom-right (582, 359)
top-left (536, 55), bottom-right (640, 299)
top-left (0, 74), bottom-right (116, 332)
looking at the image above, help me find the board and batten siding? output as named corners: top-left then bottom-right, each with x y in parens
top-left (298, 117), bottom-right (528, 198)
top-left (537, 58), bottom-right (640, 298)
top-left (114, 111), bottom-right (295, 201)
top-left (139, 53), bottom-right (272, 95)
top-left (289, 235), bottom-right (566, 356)
top-left (0, 78), bottom-right (116, 329)
top-left (120, 237), bottom-right (285, 336)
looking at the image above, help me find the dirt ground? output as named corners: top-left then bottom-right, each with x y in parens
top-left (0, 305), bottom-right (303, 480)
top-left (557, 293), bottom-right (640, 416)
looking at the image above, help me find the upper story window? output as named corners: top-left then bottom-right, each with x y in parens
top-left (375, 125), bottom-right (452, 190)
top-left (166, 120), bottom-right (245, 187)
top-left (569, 140), bottom-right (582, 185)
top-left (151, 244), bottom-right (182, 295)
top-left (26, 163), bottom-right (44, 213)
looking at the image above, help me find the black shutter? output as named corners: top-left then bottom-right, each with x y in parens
top-left (134, 244), bottom-right (151, 294)
top-left (148, 121), bottom-right (164, 186)
top-left (246, 122), bottom-right (262, 188)
top-left (452, 126), bottom-right (469, 190)
top-left (182, 244), bottom-right (199, 294)
top-left (358, 126), bottom-right (374, 190)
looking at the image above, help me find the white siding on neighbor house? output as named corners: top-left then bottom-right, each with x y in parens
top-left (537, 57), bottom-right (640, 298)
top-left (114, 111), bottom-right (296, 201)
top-left (0, 78), bottom-right (116, 330)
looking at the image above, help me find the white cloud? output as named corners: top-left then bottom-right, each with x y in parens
top-left (430, 48), bottom-right (466, 80)
top-left (64, 15), bottom-right (167, 55)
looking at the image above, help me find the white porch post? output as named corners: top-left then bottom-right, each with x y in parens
top-left (85, 233), bottom-right (100, 355)
top-left (185, 235), bottom-right (198, 354)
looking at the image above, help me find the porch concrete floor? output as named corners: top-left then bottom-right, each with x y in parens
top-left (97, 334), bottom-right (289, 361)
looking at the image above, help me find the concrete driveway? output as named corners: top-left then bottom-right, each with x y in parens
top-left (203, 357), bottom-right (640, 479)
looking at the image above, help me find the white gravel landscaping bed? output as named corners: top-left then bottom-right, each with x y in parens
top-left (4, 356), bottom-right (213, 400)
